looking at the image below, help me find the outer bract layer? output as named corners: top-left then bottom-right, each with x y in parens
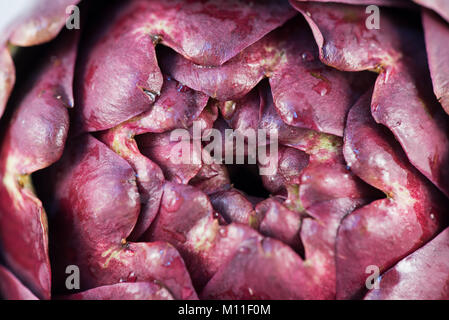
top-left (1, 0), bottom-right (448, 301)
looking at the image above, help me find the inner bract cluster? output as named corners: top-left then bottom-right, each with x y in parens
top-left (0, 0), bottom-right (448, 300)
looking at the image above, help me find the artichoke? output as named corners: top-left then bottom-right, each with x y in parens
top-left (0, 0), bottom-right (448, 300)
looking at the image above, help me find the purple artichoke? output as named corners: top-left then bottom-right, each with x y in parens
top-left (0, 0), bottom-right (449, 300)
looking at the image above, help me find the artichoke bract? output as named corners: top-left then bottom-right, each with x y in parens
top-left (0, 0), bottom-right (448, 300)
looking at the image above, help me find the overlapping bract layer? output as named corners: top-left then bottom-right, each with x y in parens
top-left (1, 0), bottom-right (449, 300)
top-left (0, 0), bottom-right (81, 119)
